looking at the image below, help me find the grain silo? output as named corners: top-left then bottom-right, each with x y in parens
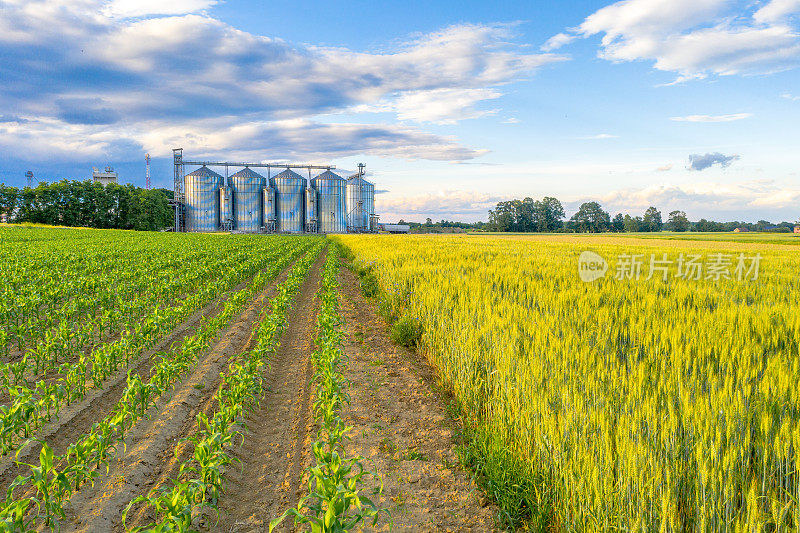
top-left (312, 170), bottom-right (347, 233)
top-left (230, 167), bottom-right (265, 232)
top-left (270, 169), bottom-right (305, 233)
top-left (305, 187), bottom-right (318, 233)
top-left (184, 165), bottom-right (223, 232)
top-left (346, 174), bottom-right (375, 232)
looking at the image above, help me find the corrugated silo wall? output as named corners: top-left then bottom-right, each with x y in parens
top-left (271, 172), bottom-right (305, 233)
top-left (185, 173), bottom-right (222, 231)
top-left (231, 176), bottom-right (264, 232)
top-left (315, 176), bottom-right (347, 233)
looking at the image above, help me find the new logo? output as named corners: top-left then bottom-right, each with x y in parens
top-left (578, 251), bottom-right (608, 282)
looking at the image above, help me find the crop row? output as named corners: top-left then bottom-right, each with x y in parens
top-left (1, 231), bottom-right (244, 359)
top-left (0, 239), bottom-right (306, 458)
top-left (0, 238), bottom-right (317, 531)
top-left (122, 242), bottom-right (324, 532)
top-left (272, 246), bottom-right (385, 532)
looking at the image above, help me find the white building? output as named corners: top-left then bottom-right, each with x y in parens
top-left (92, 166), bottom-right (118, 186)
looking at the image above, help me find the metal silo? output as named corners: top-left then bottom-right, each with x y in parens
top-left (270, 169), bottom-right (305, 233)
top-left (312, 170), bottom-right (347, 233)
top-left (230, 167), bottom-right (264, 232)
top-left (305, 187), bottom-right (318, 233)
top-left (262, 186), bottom-right (276, 233)
top-left (346, 175), bottom-right (375, 232)
top-left (184, 165), bottom-right (223, 232)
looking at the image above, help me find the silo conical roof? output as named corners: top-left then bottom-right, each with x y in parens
top-left (272, 168), bottom-right (304, 180)
top-left (230, 167), bottom-right (265, 179)
top-left (186, 165), bottom-right (223, 178)
top-left (314, 169), bottom-right (345, 181)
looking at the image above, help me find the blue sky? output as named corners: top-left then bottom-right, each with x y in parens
top-left (1, 0), bottom-right (799, 222)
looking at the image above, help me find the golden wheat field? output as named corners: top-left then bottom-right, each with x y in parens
top-left (334, 233), bottom-right (800, 532)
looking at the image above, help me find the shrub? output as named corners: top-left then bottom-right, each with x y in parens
top-left (390, 316), bottom-right (421, 347)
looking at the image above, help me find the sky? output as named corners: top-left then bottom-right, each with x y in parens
top-left (1, 0), bottom-right (799, 223)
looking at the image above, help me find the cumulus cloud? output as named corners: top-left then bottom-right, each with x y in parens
top-left (351, 88), bottom-right (504, 124)
top-left (0, 2), bottom-right (561, 163)
top-left (600, 180), bottom-right (800, 215)
top-left (671, 113), bottom-right (753, 122)
top-left (687, 152), bottom-right (740, 171)
top-left (0, 117), bottom-right (485, 162)
top-left (102, 0), bottom-right (217, 17)
top-left (376, 189), bottom-right (504, 221)
top-left (553, 0), bottom-right (800, 80)
top-left (754, 0), bottom-right (800, 23)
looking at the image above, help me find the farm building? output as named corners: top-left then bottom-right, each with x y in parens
top-left (380, 224), bottom-right (410, 234)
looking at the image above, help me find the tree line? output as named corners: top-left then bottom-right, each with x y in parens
top-left (0, 180), bottom-right (174, 231)
top-left (486, 197), bottom-right (799, 233)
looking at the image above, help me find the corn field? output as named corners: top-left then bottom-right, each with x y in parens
top-left (334, 234), bottom-right (800, 532)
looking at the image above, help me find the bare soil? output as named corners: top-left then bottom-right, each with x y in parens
top-left (10, 248), bottom-right (499, 532)
top-left (203, 250), bottom-right (325, 533)
top-left (60, 259), bottom-right (301, 532)
top-left (0, 262), bottom-right (292, 503)
top-left (335, 264), bottom-right (498, 532)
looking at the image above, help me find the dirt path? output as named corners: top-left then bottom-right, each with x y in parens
top-left (336, 264), bottom-right (498, 532)
top-left (0, 267), bottom-right (281, 493)
top-left (204, 250), bottom-right (325, 533)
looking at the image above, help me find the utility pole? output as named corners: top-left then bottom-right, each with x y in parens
top-left (145, 153), bottom-right (151, 190)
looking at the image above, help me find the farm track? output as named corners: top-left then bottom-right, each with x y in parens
top-left (200, 249), bottom-right (325, 533)
top-left (0, 261), bottom-right (293, 494)
top-left (61, 255), bottom-right (305, 533)
top-left (335, 264), bottom-right (497, 532)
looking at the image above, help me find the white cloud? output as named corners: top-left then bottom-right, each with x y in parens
top-left (576, 133), bottom-right (619, 139)
top-left (377, 190), bottom-right (503, 221)
top-left (670, 113), bottom-right (753, 122)
top-left (502, 117), bottom-right (520, 124)
top-left (0, 6), bottom-right (562, 162)
top-left (0, 116), bottom-right (486, 162)
top-left (562, 0), bottom-right (800, 80)
top-left (782, 92), bottom-right (800, 100)
top-left (656, 163), bottom-right (673, 171)
top-left (102, 0), bottom-right (217, 18)
top-left (754, 0), bottom-right (800, 23)
top-left (600, 180), bottom-right (800, 215)
top-left (541, 32), bottom-right (577, 51)
top-left (352, 88), bottom-right (503, 124)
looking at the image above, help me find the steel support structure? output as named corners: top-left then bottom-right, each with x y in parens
top-left (173, 148), bottom-right (185, 232)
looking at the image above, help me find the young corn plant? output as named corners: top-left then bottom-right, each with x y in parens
top-left (272, 247), bottom-right (387, 533)
top-left (123, 245), bottom-right (323, 532)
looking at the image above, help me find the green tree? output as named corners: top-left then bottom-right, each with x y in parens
top-left (642, 206), bottom-right (663, 232)
top-left (0, 184), bottom-right (18, 221)
top-left (621, 214), bottom-right (637, 232)
top-left (570, 202), bottom-right (610, 233)
top-left (667, 210), bottom-right (689, 232)
top-left (611, 213), bottom-right (624, 232)
top-left (534, 197), bottom-right (565, 232)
